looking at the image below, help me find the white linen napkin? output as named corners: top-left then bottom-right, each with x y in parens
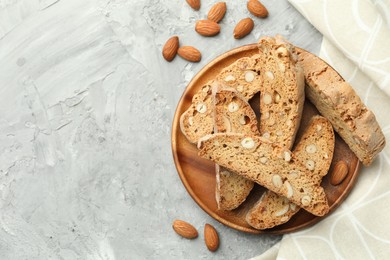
top-left (252, 0), bottom-right (390, 259)
top-left (288, 0), bottom-right (390, 97)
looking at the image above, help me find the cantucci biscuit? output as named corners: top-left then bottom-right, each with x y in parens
top-left (180, 81), bottom-right (217, 144)
top-left (256, 35), bottom-right (305, 147)
top-left (245, 35), bottom-right (307, 227)
top-left (180, 54), bottom-right (262, 144)
top-left (213, 89), bottom-right (259, 210)
top-left (246, 116), bottom-right (334, 229)
top-left (198, 133), bottom-right (330, 216)
top-left (297, 49), bottom-right (385, 166)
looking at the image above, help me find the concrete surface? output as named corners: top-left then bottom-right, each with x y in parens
top-left (0, 0), bottom-right (322, 259)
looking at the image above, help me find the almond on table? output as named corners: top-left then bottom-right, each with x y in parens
top-left (162, 36), bottom-right (179, 62)
top-left (195, 20), bottom-right (221, 37)
top-left (233, 18), bottom-right (254, 39)
top-left (186, 0), bottom-right (200, 10)
top-left (172, 219), bottom-right (198, 239)
top-left (204, 224), bottom-right (219, 252)
top-left (207, 2), bottom-right (227, 23)
top-left (247, 0), bottom-right (268, 18)
top-left (177, 46), bottom-right (202, 62)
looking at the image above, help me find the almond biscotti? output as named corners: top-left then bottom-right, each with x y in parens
top-left (215, 55), bottom-right (262, 100)
top-left (256, 36), bottom-right (305, 147)
top-left (216, 164), bottom-right (254, 210)
top-left (297, 49), bottom-right (385, 166)
top-left (198, 133), bottom-right (330, 216)
top-left (180, 54), bottom-right (263, 144)
top-left (246, 116), bottom-right (335, 229)
top-left (180, 81), bottom-right (217, 144)
top-left (213, 89), bottom-right (259, 210)
top-left (244, 35), bottom-right (306, 227)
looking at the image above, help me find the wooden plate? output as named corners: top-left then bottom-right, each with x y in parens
top-left (171, 44), bottom-right (361, 234)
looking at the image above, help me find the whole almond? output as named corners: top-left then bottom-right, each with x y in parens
top-left (162, 36), bottom-right (179, 62)
top-left (204, 224), bottom-right (219, 252)
top-left (186, 0), bottom-right (200, 10)
top-left (233, 18), bottom-right (254, 39)
top-left (207, 2), bottom-right (227, 23)
top-left (330, 161), bottom-right (349, 186)
top-left (172, 219), bottom-right (198, 239)
top-left (247, 0), bottom-right (268, 18)
top-left (195, 20), bottom-right (220, 37)
top-left (178, 46), bottom-right (202, 62)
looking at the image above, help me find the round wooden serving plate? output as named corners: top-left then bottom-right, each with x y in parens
top-left (171, 44), bottom-right (361, 234)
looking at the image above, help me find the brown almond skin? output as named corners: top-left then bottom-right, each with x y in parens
top-left (233, 18), bottom-right (254, 39)
top-left (172, 219), bottom-right (198, 239)
top-left (207, 2), bottom-right (227, 23)
top-left (247, 0), bottom-right (268, 18)
top-left (204, 224), bottom-right (219, 252)
top-left (195, 20), bottom-right (221, 37)
top-left (162, 36), bottom-right (179, 62)
top-left (186, 0), bottom-right (200, 10)
top-left (178, 46), bottom-right (202, 62)
top-left (330, 161), bottom-right (349, 185)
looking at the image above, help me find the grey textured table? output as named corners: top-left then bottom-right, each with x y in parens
top-left (0, 0), bottom-right (321, 259)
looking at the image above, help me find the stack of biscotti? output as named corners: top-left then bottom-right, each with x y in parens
top-left (213, 88), bottom-right (260, 210)
top-left (180, 55), bottom-right (264, 210)
top-left (214, 36), bottom-right (307, 211)
top-left (246, 116), bottom-right (335, 229)
top-left (243, 35), bottom-right (309, 227)
top-left (297, 49), bottom-right (386, 166)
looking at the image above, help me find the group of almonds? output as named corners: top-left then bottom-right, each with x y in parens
top-left (162, 0), bottom-right (268, 62)
top-left (172, 219), bottom-right (220, 252)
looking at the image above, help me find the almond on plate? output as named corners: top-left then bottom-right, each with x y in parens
top-left (162, 36), bottom-right (179, 62)
top-left (233, 18), bottom-right (254, 39)
top-left (172, 219), bottom-right (198, 239)
top-left (330, 161), bottom-right (349, 185)
top-left (207, 2), bottom-right (227, 23)
top-left (178, 46), bottom-right (202, 62)
top-left (195, 20), bottom-right (221, 37)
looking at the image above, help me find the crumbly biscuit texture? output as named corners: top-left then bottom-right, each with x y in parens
top-left (298, 49), bottom-right (385, 166)
top-left (246, 116), bottom-right (334, 229)
top-left (198, 133), bottom-right (330, 216)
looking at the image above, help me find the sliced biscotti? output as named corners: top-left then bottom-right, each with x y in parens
top-left (244, 35), bottom-right (307, 227)
top-left (216, 164), bottom-right (254, 210)
top-left (297, 49), bottom-right (385, 166)
top-left (180, 54), bottom-right (263, 144)
top-left (198, 133), bottom-right (329, 216)
top-left (246, 191), bottom-right (299, 229)
top-left (180, 81), bottom-right (218, 144)
top-left (214, 89), bottom-right (260, 136)
top-left (214, 89), bottom-right (259, 210)
top-left (294, 116), bottom-right (335, 177)
top-left (256, 35), bottom-right (305, 148)
top-left (215, 55), bottom-right (262, 100)
top-left (246, 116), bottom-right (335, 229)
